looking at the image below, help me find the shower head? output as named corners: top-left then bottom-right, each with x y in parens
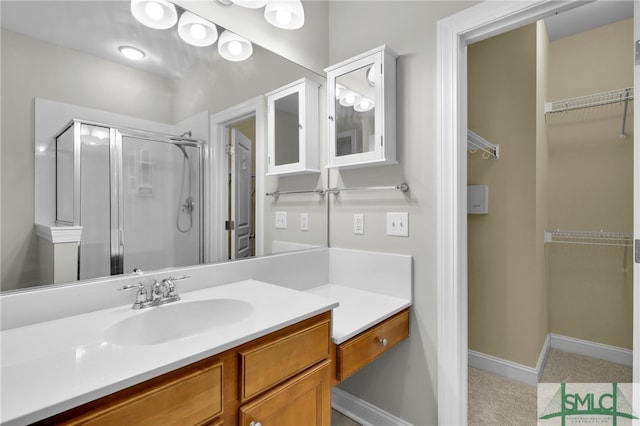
top-left (175, 143), bottom-right (190, 159)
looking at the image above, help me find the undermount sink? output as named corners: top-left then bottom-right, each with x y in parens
top-left (104, 299), bottom-right (253, 346)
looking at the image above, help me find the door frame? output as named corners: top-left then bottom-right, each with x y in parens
top-left (209, 96), bottom-right (266, 262)
top-left (436, 1), bottom-right (638, 423)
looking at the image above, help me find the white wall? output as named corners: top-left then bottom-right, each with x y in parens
top-left (326, 2), bottom-right (477, 424)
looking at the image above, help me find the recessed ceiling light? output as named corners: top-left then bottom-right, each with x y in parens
top-left (119, 46), bottom-right (145, 61)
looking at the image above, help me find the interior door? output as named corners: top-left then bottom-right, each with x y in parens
top-left (231, 128), bottom-right (252, 259)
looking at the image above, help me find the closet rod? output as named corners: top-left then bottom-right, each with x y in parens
top-left (467, 130), bottom-right (499, 160)
top-left (544, 230), bottom-right (633, 247)
top-left (544, 87), bottom-right (633, 114)
top-left (327, 183), bottom-right (409, 195)
top-left (266, 189), bottom-right (326, 198)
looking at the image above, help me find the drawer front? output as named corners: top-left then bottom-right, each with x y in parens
top-left (66, 361), bottom-right (223, 426)
top-left (239, 360), bottom-right (331, 426)
top-left (337, 309), bottom-right (409, 381)
top-left (240, 319), bottom-right (330, 401)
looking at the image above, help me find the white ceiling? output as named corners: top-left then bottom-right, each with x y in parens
top-left (0, 1), bottom-right (228, 79)
top-left (544, 1), bottom-right (633, 41)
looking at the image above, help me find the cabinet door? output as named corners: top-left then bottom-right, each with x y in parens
top-left (325, 45), bottom-right (397, 169)
top-left (239, 360), bottom-right (331, 426)
top-left (266, 78), bottom-right (319, 175)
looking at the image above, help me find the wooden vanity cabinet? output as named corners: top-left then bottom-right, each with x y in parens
top-left (39, 312), bottom-right (332, 426)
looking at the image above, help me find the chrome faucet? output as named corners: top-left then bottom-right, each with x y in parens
top-left (118, 275), bottom-right (190, 309)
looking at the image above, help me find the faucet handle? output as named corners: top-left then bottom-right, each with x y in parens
top-left (163, 275), bottom-right (190, 282)
top-left (118, 281), bottom-right (145, 291)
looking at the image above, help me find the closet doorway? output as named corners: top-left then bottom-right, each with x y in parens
top-left (436, 1), bottom-right (640, 422)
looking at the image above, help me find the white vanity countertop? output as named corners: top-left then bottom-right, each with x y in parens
top-left (305, 284), bottom-right (411, 344)
top-left (0, 280), bottom-right (338, 426)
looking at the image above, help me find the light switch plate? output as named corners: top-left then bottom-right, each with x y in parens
top-left (353, 213), bottom-right (364, 235)
top-left (300, 213), bottom-right (309, 231)
top-left (387, 212), bottom-right (409, 237)
top-left (275, 211), bottom-right (287, 229)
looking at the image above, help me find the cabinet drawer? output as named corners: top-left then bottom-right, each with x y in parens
top-left (336, 309), bottom-right (409, 381)
top-left (240, 319), bottom-right (330, 401)
top-left (61, 361), bottom-right (223, 426)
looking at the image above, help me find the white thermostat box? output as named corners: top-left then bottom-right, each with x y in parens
top-left (467, 185), bottom-right (488, 214)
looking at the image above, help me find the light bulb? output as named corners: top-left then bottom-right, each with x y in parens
top-left (360, 100), bottom-right (371, 109)
top-left (276, 9), bottom-right (292, 25)
top-left (335, 87), bottom-right (342, 98)
top-left (228, 40), bottom-right (243, 56)
top-left (190, 23), bottom-right (206, 40)
top-left (145, 1), bottom-right (164, 21)
top-left (345, 94), bottom-right (355, 105)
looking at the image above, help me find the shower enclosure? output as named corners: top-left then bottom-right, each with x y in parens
top-left (55, 119), bottom-right (203, 280)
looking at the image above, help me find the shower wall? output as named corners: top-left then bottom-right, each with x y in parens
top-left (121, 137), bottom-right (201, 274)
top-left (546, 18), bottom-right (634, 349)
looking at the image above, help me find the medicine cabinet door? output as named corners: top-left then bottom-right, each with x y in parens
top-left (326, 45), bottom-right (397, 169)
top-left (267, 78), bottom-right (319, 175)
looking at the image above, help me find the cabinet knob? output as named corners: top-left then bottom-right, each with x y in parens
top-left (377, 337), bottom-right (388, 347)
top-left (328, 115), bottom-right (334, 121)
top-left (249, 422), bottom-right (262, 426)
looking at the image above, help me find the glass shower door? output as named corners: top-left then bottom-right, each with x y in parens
top-left (117, 135), bottom-right (201, 273)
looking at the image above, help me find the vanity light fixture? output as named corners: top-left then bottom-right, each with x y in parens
top-left (339, 91), bottom-right (360, 107)
top-left (335, 84), bottom-right (346, 99)
top-left (354, 97), bottom-right (375, 112)
top-left (119, 45), bottom-right (146, 61)
top-left (230, 0), bottom-right (268, 8)
top-left (130, 0), bottom-right (178, 29)
top-left (178, 11), bottom-right (218, 46)
top-left (367, 65), bottom-right (375, 86)
top-left (218, 30), bottom-right (253, 61)
top-left (264, 0), bottom-right (304, 30)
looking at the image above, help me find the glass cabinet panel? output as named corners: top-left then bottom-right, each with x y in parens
top-left (266, 78), bottom-right (320, 175)
top-left (326, 45), bottom-right (397, 168)
top-left (274, 91), bottom-right (300, 166)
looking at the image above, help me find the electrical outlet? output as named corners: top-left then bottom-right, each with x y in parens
top-left (353, 213), bottom-right (364, 235)
top-left (300, 213), bottom-right (309, 231)
top-left (387, 212), bottom-right (409, 237)
top-left (275, 211), bottom-right (287, 229)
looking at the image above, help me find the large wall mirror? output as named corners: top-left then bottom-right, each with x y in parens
top-left (1, 0), bottom-right (328, 293)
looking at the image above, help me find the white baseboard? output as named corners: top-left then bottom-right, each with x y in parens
top-left (536, 334), bottom-right (551, 382)
top-left (549, 333), bottom-right (633, 367)
top-left (331, 387), bottom-right (413, 426)
top-left (469, 334), bottom-right (632, 387)
top-left (468, 349), bottom-right (538, 386)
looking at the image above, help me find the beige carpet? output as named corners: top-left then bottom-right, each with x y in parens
top-left (468, 348), bottom-right (633, 425)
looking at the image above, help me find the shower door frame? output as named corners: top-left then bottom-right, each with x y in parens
top-left (55, 118), bottom-right (205, 277)
top-left (111, 127), bottom-right (205, 275)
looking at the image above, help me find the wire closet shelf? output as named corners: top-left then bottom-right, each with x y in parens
top-left (544, 230), bottom-right (633, 247)
top-left (544, 87), bottom-right (633, 114)
top-left (467, 129), bottom-right (499, 160)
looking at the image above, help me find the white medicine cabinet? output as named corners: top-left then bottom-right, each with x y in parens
top-left (325, 45), bottom-right (397, 169)
top-left (266, 78), bottom-right (320, 175)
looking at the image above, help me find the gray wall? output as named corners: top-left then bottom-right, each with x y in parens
top-left (326, 2), bottom-right (476, 424)
top-left (1, 29), bottom-right (174, 290)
